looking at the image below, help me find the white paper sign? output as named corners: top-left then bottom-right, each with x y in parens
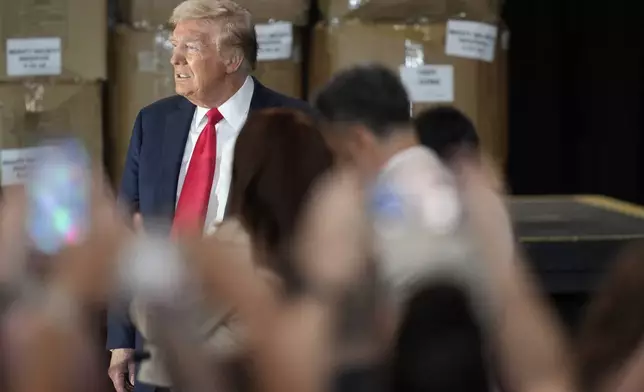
top-left (6, 37), bottom-right (62, 76)
top-left (1, 147), bottom-right (43, 186)
top-left (255, 22), bottom-right (293, 61)
top-left (445, 20), bottom-right (498, 62)
top-left (399, 65), bottom-right (454, 103)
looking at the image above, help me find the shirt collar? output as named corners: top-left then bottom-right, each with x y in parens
top-left (380, 145), bottom-right (430, 177)
top-left (194, 75), bottom-right (255, 130)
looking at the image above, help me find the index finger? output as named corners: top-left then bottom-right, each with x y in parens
top-left (112, 373), bottom-right (127, 392)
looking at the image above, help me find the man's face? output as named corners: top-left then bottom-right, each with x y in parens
top-left (170, 19), bottom-right (229, 105)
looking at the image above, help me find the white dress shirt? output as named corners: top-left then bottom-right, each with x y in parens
top-left (176, 76), bottom-right (255, 233)
top-left (373, 145), bottom-right (461, 235)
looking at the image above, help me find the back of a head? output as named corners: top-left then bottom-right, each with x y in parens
top-left (390, 282), bottom-right (491, 392)
top-left (227, 109), bottom-right (333, 281)
top-left (313, 63), bottom-right (412, 137)
top-left (414, 106), bottom-right (480, 161)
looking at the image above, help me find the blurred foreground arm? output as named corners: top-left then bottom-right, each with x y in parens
top-left (256, 167), bottom-right (372, 392)
top-left (610, 340), bottom-right (644, 392)
top-left (7, 171), bottom-right (122, 392)
top-left (186, 167), bottom-right (371, 392)
top-left (454, 154), bottom-right (576, 392)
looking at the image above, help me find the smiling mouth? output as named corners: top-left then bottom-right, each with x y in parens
top-left (176, 73), bottom-right (191, 79)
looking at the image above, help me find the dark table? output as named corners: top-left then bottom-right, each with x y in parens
top-left (511, 195), bottom-right (644, 329)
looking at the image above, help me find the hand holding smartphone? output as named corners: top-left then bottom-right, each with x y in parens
top-left (26, 138), bottom-right (90, 256)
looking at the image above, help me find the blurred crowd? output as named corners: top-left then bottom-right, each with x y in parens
top-left (3, 1), bottom-right (644, 392)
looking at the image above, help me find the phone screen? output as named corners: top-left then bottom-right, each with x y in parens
top-left (26, 139), bottom-right (90, 255)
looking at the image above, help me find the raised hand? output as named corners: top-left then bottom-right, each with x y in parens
top-left (295, 167), bottom-right (371, 301)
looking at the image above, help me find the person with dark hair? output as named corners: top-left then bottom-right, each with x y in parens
top-left (390, 283), bottom-right (491, 392)
top-left (313, 64), bottom-right (461, 235)
top-left (413, 106), bottom-right (480, 161)
top-left (414, 105), bottom-right (505, 191)
top-left (313, 64), bottom-right (478, 391)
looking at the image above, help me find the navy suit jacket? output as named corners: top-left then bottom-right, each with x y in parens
top-left (106, 79), bottom-right (314, 358)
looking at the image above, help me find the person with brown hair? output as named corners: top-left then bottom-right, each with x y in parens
top-left (222, 108), bottom-right (333, 284)
top-left (130, 108), bottom-right (333, 390)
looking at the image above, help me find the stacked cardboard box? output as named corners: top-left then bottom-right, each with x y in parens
top-left (108, 0), bottom-right (307, 186)
top-left (319, 0), bottom-right (501, 22)
top-left (0, 0), bottom-right (107, 187)
top-left (118, 0), bottom-right (310, 28)
top-left (310, 0), bottom-right (508, 165)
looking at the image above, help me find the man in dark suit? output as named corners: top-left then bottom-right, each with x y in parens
top-left (106, 1), bottom-right (312, 391)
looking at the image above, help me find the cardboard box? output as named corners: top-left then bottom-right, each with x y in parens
top-left (108, 24), bottom-right (302, 185)
top-left (0, 82), bottom-right (103, 186)
top-left (254, 22), bottom-right (303, 99)
top-left (0, 0), bottom-right (107, 81)
top-left (119, 0), bottom-right (310, 28)
top-left (309, 21), bottom-right (508, 164)
top-left (319, 0), bottom-right (500, 22)
top-left (107, 27), bottom-right (175, 186)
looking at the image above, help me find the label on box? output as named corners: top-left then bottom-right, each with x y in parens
top-left (1, 147), bottom-right (43, 186)
top-left (255, 22), bottom-right (293, 61)
top-left (6, 37), bottom-right (62, 76)
top-left (445, 20), bottom-right (498, 62)
top-left (399, 65), bottom-right (454, 103)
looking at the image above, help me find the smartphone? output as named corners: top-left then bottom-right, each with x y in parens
top-left (25, 139), bottom-right (90, 255)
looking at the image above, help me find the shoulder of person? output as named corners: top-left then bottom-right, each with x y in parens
top-left (257, 84), bottom-right (318, 118)
top-left (382, 146), bottom-right (451, 187)
top-left (139, 95), bottom-right (188, 117)
top-left (378, 146), bottom-right (462, 231)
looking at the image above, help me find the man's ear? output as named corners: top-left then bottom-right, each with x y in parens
top-left (349, 124), bottom-right (376, 150)
top-left (225, 53), bottom-right (244, 74)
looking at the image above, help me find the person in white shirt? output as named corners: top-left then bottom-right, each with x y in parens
top-left (314, 65), bottom-right (574, 392)
top-left (313, 64), bottom-right (465, 279)
top-left (108, 1), bottom-right (312, 391)
top-left (312, 64), bottom-right (488, 387)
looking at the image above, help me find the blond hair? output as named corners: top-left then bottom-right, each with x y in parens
top-left (170, 0), bottom-right (257, 72)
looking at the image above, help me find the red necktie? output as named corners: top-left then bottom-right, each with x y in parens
top-left (171, 108), bottom-right (223, 235)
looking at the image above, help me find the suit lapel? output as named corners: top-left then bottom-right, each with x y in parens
top-left (158, 97), bottom-right (195, 219)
